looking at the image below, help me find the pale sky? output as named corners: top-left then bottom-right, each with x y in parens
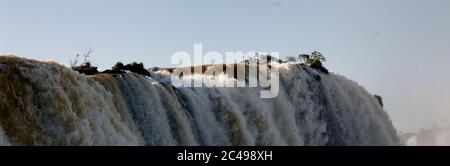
top-left (1, 0), bottom-right (450, 132)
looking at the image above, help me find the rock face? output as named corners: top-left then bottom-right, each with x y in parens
top-left (0, 55), bottom-right (399, 146)
top-left (374, 95), bottom-right (384, 107)
top-left (71, 63), bottom-right (99, 75)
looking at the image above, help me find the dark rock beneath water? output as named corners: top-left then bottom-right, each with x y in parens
top-left (302, 65), bottom-right (322, 81)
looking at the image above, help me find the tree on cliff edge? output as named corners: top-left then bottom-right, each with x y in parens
top-left (70, 48), bottom-right (99, 75)
top-left (299, 51), bottom-right (329, 74)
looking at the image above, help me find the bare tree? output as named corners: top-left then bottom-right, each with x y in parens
top-left (82, 48), bottom-right (93, 65)
top-left (70, 48), bottom-right (93, 67)
top-left (70, 54), bottom-right (80, 67)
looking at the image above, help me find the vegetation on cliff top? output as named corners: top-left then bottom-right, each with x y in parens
top-left (70, 48), bottom-right (99, 75)
top-left (70, 49), bottom-right (150, 76)
top-left (103, 62), bottom-right (151, 77)
top-left (71, 50), bottom-right (329, 76)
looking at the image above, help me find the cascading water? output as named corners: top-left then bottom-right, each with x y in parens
top-left (0, 55), bottom-right (399, 146)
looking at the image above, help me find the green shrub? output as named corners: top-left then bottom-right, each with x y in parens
top-left (299, 51), bottom-right (329, 74)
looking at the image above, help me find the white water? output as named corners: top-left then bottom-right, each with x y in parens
top-left (402, 127), bottom-right (450, 146)
top-left (0, 56), bottom-right (399, 145)
top-left (0, 127), bottom-right (10, 145)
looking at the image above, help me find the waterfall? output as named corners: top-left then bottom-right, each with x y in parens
top-left (0, 55), bottom-right (399, 146)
